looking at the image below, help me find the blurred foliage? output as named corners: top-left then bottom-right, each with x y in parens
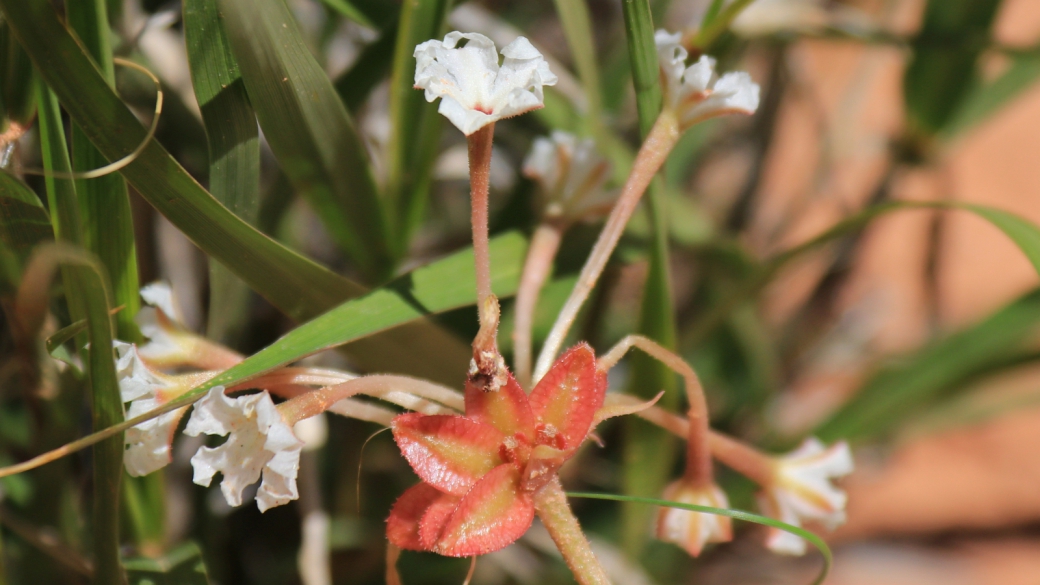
top-left (1, 0), bottom-right (1040, 583)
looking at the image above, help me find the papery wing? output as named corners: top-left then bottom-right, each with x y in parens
top-left (392, 413), bottom-right (504, 495)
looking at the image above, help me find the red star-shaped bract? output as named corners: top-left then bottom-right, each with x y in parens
top-left (386, 343), bottom-right (606, 557)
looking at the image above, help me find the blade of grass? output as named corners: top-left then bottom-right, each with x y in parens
top-left (0, 231), bottom-right (528, 478)
top-left (21, 245), bottom-right (123, 585)
top-left (567, 492), bottom-right (832, 585)
top-left (4, 0), bottom-right (474, 382)
top-left (0, 23), bottom-right (36, 127)
top-left (317, 0), bottom-right (375, 28)
top-left (384, 0), bottom-right (453, 254)
top-left (551, 0), bottom-right (606, 142)
top-left (816, 287), bottom-right (1040, 442)
top-left (334, 19), bottom-right (398, 113)
top-left (217, 0), bottom-right (392, 280)
top-left (619, 0), bottom-right (680, 555)
top-left (690, 201), bottom-right (1040, 345)
top-left (0, 172), bottom-right (52, 257)
top-left (183, 0), bottom-right (261, 344)
top-left (66, 0), bottom-right (142, 344)
top-left (692, 0), bottom-right (755, 50)
top-left (944, 50), bottom-right (1040, 139)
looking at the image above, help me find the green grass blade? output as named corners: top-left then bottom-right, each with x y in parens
top-left (384, 0), bottom-right (452, 254)
top-left (66, 0), bottom-right (142, 344)
top-left (945, 51), bottom-right (1040, 139)
top-left (619, 0), bottom-right (681, 555)
top-left (693, 0), bottom-right (755, 50)
top-left (0, 232), bottom-right (528, 475)
top-left (0, 0), bottom-right (365, 318)
top-left (0, 23), bottom-right (36, 127)
top-left (217, 0), bottom-right (392, 280)
top-left (567, 491), bottom-right (832, 585)
top-left (183, 0), bottom-right (261, 343)
top-left (317, 0), bottom-right (375, 27)
top-left (903, 0), bottom-right (1003, 136)
top-left (551, 0), bottom-right (606, 141)
top-left (816, 287), bottom-right (1040, 442)
top-left (24, 245), bottom-right (123, 585)
top-left (0, 172), bottom-right (51, 257)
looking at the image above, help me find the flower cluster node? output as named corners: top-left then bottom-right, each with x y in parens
top-left (414, 31), bottom-right (557, 135)
top-left (655, 29), bottom-right (760, 129)
top-left (523, 131), bottom-right (615, 225)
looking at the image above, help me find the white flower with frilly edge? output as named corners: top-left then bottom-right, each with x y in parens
top-left (115, 341), bottom-right (193, 477)
top-left (414, 32), bottom-right (557, 135)
top-left (186, 386), bottom-right (304, 512)
top-left (756, 438), bottom-right (853, 555)
top-left (655, 30), bottom-right (760, 130)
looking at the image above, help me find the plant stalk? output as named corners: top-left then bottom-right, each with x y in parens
top-left (467, 123), bottom-right (496, 325)
top-left (533, 110), bottom-right (681, 382)
top-left (512, 223), bottom-right (563, 389)
top-left (534, 478), bottom-right (610, 585)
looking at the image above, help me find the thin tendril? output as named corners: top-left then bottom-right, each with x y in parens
top-left (21, 58), bottom-right (163, 179)
top-left (356, 427), bottom-right (391, 513)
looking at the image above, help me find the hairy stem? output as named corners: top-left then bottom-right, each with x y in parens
top-left (467, 123), bottom-right (496, 325)
top-left (534, 478), bottom-right (611, 585)
top-left (533, 111), bottom-right (680, 382)
top-left (513, 223), bottom-right (563, 389)
top-left (278, 374), bottom-right (465, 424)
top-left (598, 335), bottom-right (713, 486)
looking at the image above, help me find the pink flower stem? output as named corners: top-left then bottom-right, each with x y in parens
top-left (597, 334), bottom-right (713, 486)
top-left (534, 478), bottom-right (611, 585)
top-left (613, 397), bottom-right (776, 486)
top-left (512, 222), bottom-right (563, 389)
top-left (467, 123), bottom-right (496, 330)
top-left (533, 110), bottom-right (680, 382)
top-left (277, 374), bottom-right (465, 424)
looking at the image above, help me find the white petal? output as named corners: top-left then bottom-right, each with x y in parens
top-left (522, 131), bottom-right (613, 222)
top-left (655, 29), bottom-right (687, 105)
top-left (413, 31), bottom-right (556, 135)
top-left (139, 281), bottom-right (184, 324)
top-left (185, 387), bottom-right (303, 512)
top-left (657, 480), bottom-right (732, 555)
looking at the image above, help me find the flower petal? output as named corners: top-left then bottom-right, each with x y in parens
top-left (528, 343), bottom-right (605, 452)
top-left (386, 483), bottom-right (459, 551)
top-left (465, 371), bottom-right (535, 439)
top-left (656, 480), bottom-right (733, 557)
top-left (391, 413), bottom-right (505, 495)
top-left (433, 464), bottom-right (534, 557)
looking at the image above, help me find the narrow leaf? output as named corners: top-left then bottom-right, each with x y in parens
top-left (945, 51), bottom-right (1040, 137)
top-left (183, 0), bottom-right (261, 343)
top-left (218, 0), bottom-right (392, 279)
top-left (0, 172), bottom-right (52, 256)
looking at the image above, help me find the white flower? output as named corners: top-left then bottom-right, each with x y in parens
top-left (414, 32), bottom-right (557, 135)
top-left (523, 131), bottom-right (615, 224)
top-left (135, 282), bottom-right (242, 370)
top-left (756, 438), bottom-right (853, 555)
top-left (656, 480), bottom-right (733, 556)
top-left (655, 30), bottom-right (760, 129)
top-left (186, 387), bottom-right (304, 512)
top-left (114, 341), bottom-right (189, 477)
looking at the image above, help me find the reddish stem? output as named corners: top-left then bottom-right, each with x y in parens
top-left (467, 123), bottom-right (496, 325)
top-left (513, 223), bottom-right (563, 389)
top-left (534, 478), bottom-right (611, 585)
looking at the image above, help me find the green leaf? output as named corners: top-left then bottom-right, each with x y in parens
top-left (693, 0), bottom-right (756, 50)
top-left (0, 22), bottom-right (36, 126)
top-left (619, 0), bottom-right (682, 556)
top-left (123, 543), bottom-right (210, 585)
top-left (903, 0), bottom-right (1003, 136)
top-left (816, 287), bottom-right (1040, 442)
top-left (551, 0), bottom-right (606, 141)
top-left (945, 51), bottom-right (1040, 138)
top-left (183, 0), bottom-right (261, 343)
top-left (567, 491), bottom-right (832, 585)
top-left (0, 232), bottom-right (529, 477)
top-left (20, 245), bottom-right (124, 585)
top-left (0, 0), bottom-right (365, 319)
top-left (0, 172), bottom-right (52, 257)
top-left (384, 0), bottom-right (452, 253)
top-left (66, 0), bottom-right (142, 344)
top-left (217, 0), bottom-right (392, 280)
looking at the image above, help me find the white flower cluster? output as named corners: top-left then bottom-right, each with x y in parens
top-left (523, 131), bottom-right (615, 224)
top-left (415, 32), bottom-right (557, 135)
top-left (655, 30), bottom-right (760, 129)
